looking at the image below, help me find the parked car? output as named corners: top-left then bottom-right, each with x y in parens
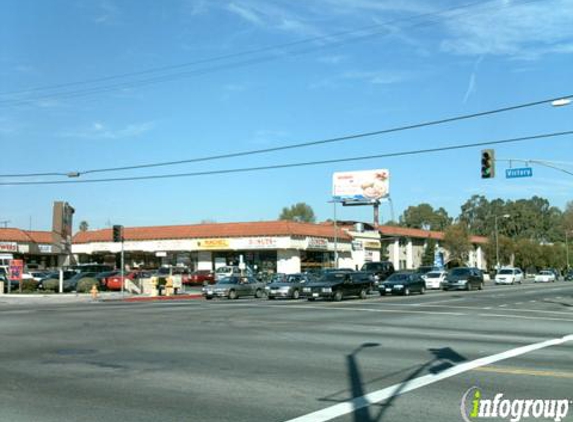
top-left (63, 271), bottom-right (100, 292)
top-left (214, 265), bottom-right (254, 282)
top-left (301, 271), bottom-right (372, 302)
top-left (202, 276), bottom-right (265, 299)
top-left (187, 270), bottom-right (215, 285)
top-left (534, 270), bottom-right (556, 283)
top-left (442, 267), bottom-right (484, 291)
top-left (414, 266), bottom-right (434, 276)
top-left (94, 270), bottom-right (119, 289)
top-left (29, 271), bottom-right (49, 282)
top-left (379, 271), bottom-right (426, 296)
top-left (565, 270), bottom-right (573, 281)
top-left (494, 268), bottom-right (524, 285)
top-left (265, 273), bottom-right (313, 299)
top-left (360, 261), bottom-right (395, 283)
top-left (422, 270), bottom-right (447, 290)
top-left (105, 271), bottom-right (141, 291)
top-left (38, 270), bottom-right (77, 290)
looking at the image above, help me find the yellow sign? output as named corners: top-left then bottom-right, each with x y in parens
top-left (197, 239), bottom-right (230, 250)
top-left (364, 241), bottom-right (381, 249)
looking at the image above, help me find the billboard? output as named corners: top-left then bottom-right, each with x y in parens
top-left (332, 169), bottom-right (390, 201)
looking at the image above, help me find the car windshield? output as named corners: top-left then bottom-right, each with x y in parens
top-left (318, 273), bottom-right (347, 283)
top-left (498, 269), bottom-right (514, 275)
top-left (361, 263), bottom-right (380, 271)
top-left (217, 277), bottom-right (238, 285)
top-left (450, 269), bottom-right (470, 276)
top-left (539, 271), bottom-right (552, 275)
top-left (425, 272), bottom-right (441, 278)
top-left (215, 266), bottom-right (234, 274)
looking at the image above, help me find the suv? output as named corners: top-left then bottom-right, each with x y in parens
top-left (442, 267), bottom-right (484, 291)
top-left (301, 271), bottom-right (372, 301)
top-left (360, 261), bottom-right (395, 283)
top-left (494, 267), bottom-right (524, 285)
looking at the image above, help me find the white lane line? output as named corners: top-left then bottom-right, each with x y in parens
top-left (377, 303), bottom-right (573, 316)
top-left (479, 313), bottom-right (573, 323)
top-left (283, 334), bottom-right (573, 422)
top-left (499, 304), bottom-right (508, 308)
top-left (257, 304), bottom-right (465, 316)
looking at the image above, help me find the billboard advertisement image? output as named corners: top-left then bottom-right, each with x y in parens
top-left (332, 169), bottom-right (390, 201)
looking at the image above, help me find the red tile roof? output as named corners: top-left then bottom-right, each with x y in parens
top-left (73, 221), bottom-right (352, 244)
top-left (0, 228), bottom-right (53, 244)
top-left (378, 225), bottom-right (488, 244)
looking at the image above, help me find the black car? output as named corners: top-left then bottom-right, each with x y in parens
top-left (379, 271), bottom-right (425, 296)
top-left (63, 271), bottom-right (100, 292)
top-left (565, 270), bottom-right (573, 281)
top-left (442, 267), bottom-right (484, 291)
top-left (301, 271), bottom-right (372, 301)
top-left (360, 261), bottom-right (395, 283)
top-left (38, 270), bottom-right (77, 290)
top-left (265, 273), bottom-right (314, 299)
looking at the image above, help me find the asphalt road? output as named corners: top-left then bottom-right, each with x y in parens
top-left (0, 280), bottom-right (572, 422)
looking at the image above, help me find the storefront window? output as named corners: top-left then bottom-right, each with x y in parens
top-left (300, 251), bottom-right (334, 272)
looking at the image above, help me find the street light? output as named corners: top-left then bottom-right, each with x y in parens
top-left (551, 98), bottom-right (572, 107)
top-left (494, 214), bottom-right (511, 271)
top-left (566, 230), bottom-right (571, 270)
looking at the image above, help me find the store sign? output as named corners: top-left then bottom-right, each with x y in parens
top-left (332, 169), bottom-right (390, 201)
top-left (0, 242), bottom-right (18, 252)
top-left (307, 237), bottom-right (328, 250)
top-left (18, 244), bottom-right (30, 254)
top-left (239, 237), bottom-right (278, 249)
top-left (38, 244), bottom-right (53, 254)
top-left (197, 239), bottom-right (230, 250)
top-left (8, 259), bottom-right (23, 281)
top-left (364, 241), bottom-right (381, 249)
top-left (352, 240), bottom-right (364, 251)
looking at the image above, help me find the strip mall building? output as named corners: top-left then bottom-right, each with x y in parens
top-left (70, 221), bottom-right (488, 273)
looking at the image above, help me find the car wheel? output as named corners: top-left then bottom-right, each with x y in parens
top-left (479, 282), bottom-right (484, 290)
top-left (404, 287), bottom-right (411, 296)
top-left (228, 290), bottom-right (237, 300)
top-left (268, 295), bottom-right (275, 300)
top-left (467, 283), bottom-right (472, 291)
top-left (379, 291), bottom-right (386, 296)
top-left (307, 297), bottom-right (315, 301)
top-left (205, 296), bottom-right (213, 300)
top-left (420, 286), bottom-right (426, 295)
top-left (359, 289), bottom-right (367, 299)
top-left (254, 289), bottom-right (263, 299)
top-left (292, 289), bottom-right (300, 300)
top-left (333, 291), bottom-right (343, 301)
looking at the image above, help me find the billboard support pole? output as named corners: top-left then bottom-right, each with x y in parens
top-left (373, 201), bottom-right (380, 227)
top-left (333, 201), bottom-right (338, 269)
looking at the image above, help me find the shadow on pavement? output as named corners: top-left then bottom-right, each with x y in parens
top-left (321, 342), bottom-right (467, 422)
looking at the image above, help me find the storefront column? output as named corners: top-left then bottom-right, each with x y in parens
top-left (476, 246), bottom-right (483, 269)
top-left (277, 250), bottom-right (300, 274)
top-left (392, 239), bottom-right (400, 268)
top-left (197, 251), bottom-right (213, 271)
top-left (406, 239), bottom-right (414, 269)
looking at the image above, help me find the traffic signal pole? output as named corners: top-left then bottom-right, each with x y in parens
top-left (120, 239), bottom-right (125, 298)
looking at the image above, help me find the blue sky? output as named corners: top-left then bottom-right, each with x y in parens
top-left (1, 0), bottom-right (572, 231)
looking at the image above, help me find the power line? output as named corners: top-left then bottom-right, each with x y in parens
top-left (1, 130), bottom-right (570, 186)
top-left (1, 92), bottom-right (567, 179)
top-left (1, 0), bottom-right (543, 107)
top-left (2, 93), bottom-right (570, 178)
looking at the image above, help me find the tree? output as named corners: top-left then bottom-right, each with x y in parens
top-left (399, 203), bottom-right (452, 231)
top-left (443, 223), bottom-right (472, 266)
top-left (279, 203), bottom-right (316, 223)
top-left (421, 238), bottom-right (437, 266)
top-left (79, 221), bottom-right (89, 232)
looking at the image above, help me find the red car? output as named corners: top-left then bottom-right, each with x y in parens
top-left (187, 270), bottom-right (215, 285)
top-left (106, 271), bottom-right (139, 291)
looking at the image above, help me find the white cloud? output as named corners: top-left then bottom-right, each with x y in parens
top-left (227, 2), bottom-right (264, 26)
top-left (93, 0), bottom-right (121, 25)
top-left (60, 121), bottom-right (155, 140)
top-left (440, 0), bottom-right (573, 59)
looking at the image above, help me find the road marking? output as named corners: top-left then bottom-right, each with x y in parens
top-left (473, 366), bottom-right (573, 379)
top-left (283, 334), bottom-right (573, 422)
top-left (479, 313), bottom-right (573, 322)
top-left (371, 303), bottom-right (573, 316)
top-left (499, 304), bottom-right (508, 307)
top-left (258, 304), bottom-right (465, 316)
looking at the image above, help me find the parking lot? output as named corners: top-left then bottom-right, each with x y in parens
top-left (0, 280), bottom-right (572, 422)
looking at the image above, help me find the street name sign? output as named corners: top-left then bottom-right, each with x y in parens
top-left (505, 167), bottom-right (533, 179)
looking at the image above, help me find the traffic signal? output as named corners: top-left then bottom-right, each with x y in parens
top-left (112, 225), bottom-right (123, 242)
top-left (481, 149), bottom-right (495, 179)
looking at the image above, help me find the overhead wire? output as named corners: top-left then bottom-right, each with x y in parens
top-left (1, 130), bottom-right (570, 186)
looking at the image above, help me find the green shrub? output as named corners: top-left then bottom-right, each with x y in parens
top-left (42, 279), bottom-right (60, 292)
top-left (76, 277), bottom-right (99, 293)
top-left (21, 279), bottom-right (38, 293)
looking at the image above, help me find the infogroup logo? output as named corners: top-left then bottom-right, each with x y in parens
top-left (461, 387), bottom-right (571, 422)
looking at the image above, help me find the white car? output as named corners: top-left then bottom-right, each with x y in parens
top-left (494, 268), bottom-right (524, 285)
top-left (423, 271), bottom-right (447, 289)
top-left (534, 271), bottom-right (556, 283)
